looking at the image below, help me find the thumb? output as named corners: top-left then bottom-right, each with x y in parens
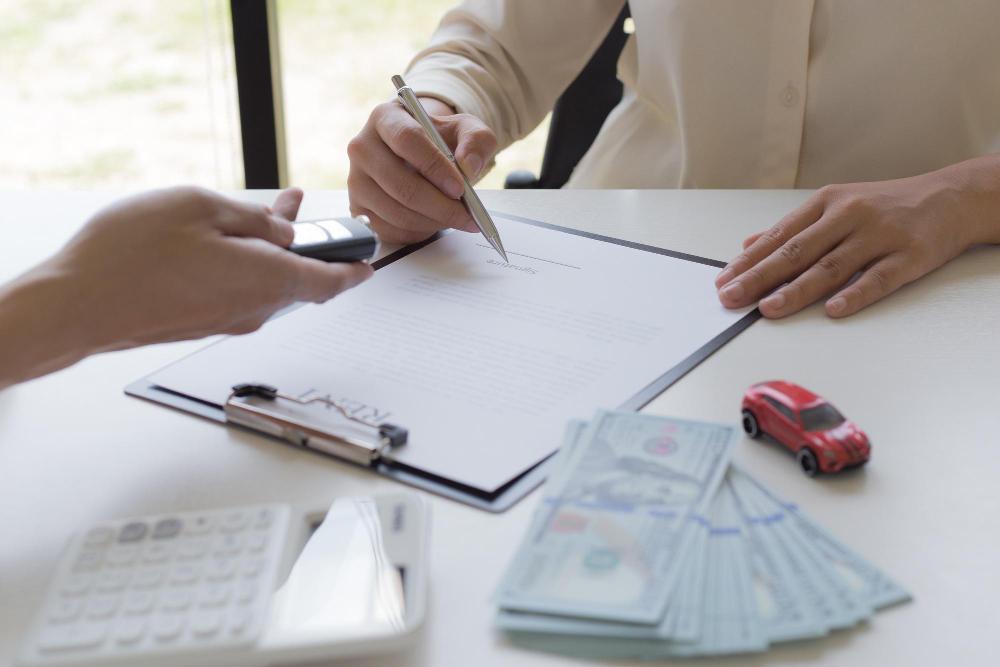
top-left (271, 187), bottom-right (304, 221)
top-left (216, 199), bottom-right (295, 247)
top-left (440, 113), bottom-right (497, 182)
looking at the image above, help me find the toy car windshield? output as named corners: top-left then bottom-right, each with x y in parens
top-left (800, 404), bottom-right (845, 431)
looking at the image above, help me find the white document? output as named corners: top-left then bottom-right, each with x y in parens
top-left (148, 217), bottom-right (751, 493)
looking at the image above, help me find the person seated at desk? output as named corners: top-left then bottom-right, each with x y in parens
top-left (346, 0), bottom-right (1000, 320)
top-left (0, 187), bottom-right (371, 390)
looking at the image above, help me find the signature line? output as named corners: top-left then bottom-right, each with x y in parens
top-left (476, 244), bottom-right (581, 270)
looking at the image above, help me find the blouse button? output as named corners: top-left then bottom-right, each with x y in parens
top-left (780, 84), bottom-right (800, 108)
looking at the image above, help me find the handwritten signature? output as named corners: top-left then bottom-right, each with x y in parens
top-left (487, 258), bottom-right (538, 275)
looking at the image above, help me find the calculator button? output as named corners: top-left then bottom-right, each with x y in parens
top-left (246, 533), bottom-right (267, 553)
top-left (118, 522), bottom-right (149, 543)
top-left (235, 582), bottom-right (257, 605)
top-left (198, 583), bottom-right (232, 608)
top-left (115, 617), bottom-right (146, 645)
top-left (106, 546), bottom-right (140, 567)
top-left (160, 588), bottom-right (195, 611)
top-left (241, 558), bottom-right (266, 579)
top-left (96, 570), bottom-right (131, 592)
top-left (60, 574), bottom-right (94, 597)
top-left (83, 526), bottom-right (115, 547)
top-left (123, 591), bottom-right (156, 615)
top-left (205, 558), bottom-right (236, 581)
top-left (227, 608), bottom-right (253, 636)
top-left (48, 599), bottom-right (84, 623)
top-left (213, 534), bottom-right (243, 556)
top-left (152, 518), bottom-right (183, 540)
top-left (142, 543), bottom-right (174, 563)
top-left (85, 594), bottom-right (120, 619)
top-left (177, 538), bottom-right (210, 560)
top-left (253, 508), bottom-right (275, 529)
top-left (72, 550), bottom-right (104, 572)
top-left (191, 610), bottom-right (223, 637)
top-left (152, 614), bottom-right (186, 642)
top-left (169, 563), bottom-right (201, 585)
top-left (184, 515), bottom-right (215, 535)
top-left (132, 567), bottom-right (166, 589)
top-left (38, 623), bottom-right (108, 652)
top-left (220, 512), bottom-right (250, 533)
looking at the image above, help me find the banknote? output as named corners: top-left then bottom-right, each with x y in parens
top-left (500, 481), bottom-right (767, 658)
top-left (673, 481), bottom-right (767, 655)
top-left (495, 414), bottom-right (910, 659)
top-left (735, 467), bottom-right (912, 611)
top-left (727, 473), bottom-right (829, 642)
top-left (497, 418), bottom-right (709, 642)
top-left (496, 410), bottom-right (736, 623)
top-left (656, 512), bottom-right (708, 641)
top-left (728, 468), bottom-right (869, 629)
top-left (495, 514), bottom-right (707, 641)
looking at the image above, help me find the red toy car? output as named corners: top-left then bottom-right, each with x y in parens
top-left (741, 380), bottom-right (870, 477)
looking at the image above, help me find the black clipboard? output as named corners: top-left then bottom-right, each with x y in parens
top-left (126, 211), bottom-right (760, 512)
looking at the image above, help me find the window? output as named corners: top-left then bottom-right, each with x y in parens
top-left (763, 396), bottom-right (797, 423)
top-left (0, 0), bottom-right (242, 188)
top-left (1, 2), bottom-right (547, 190)
top-left (274, 0), bottom-right (547, 189)
top-left (800, 404), bottom-right (845, 432)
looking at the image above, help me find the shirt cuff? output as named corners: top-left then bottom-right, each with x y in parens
top-left (403, 59), bottom-right (513, 151)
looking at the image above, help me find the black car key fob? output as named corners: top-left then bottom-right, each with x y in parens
top-left (289, 216), bottom-right (379, 262)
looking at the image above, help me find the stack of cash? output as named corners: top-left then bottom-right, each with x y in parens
top-left (494, 411), bottom-right (911, 658)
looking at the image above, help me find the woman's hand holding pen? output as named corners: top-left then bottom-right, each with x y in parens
top-left (347, 97), bottom-right (498, 244)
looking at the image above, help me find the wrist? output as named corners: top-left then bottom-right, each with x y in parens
top-left (418, 96), bottom-right (457, 117)
top-left (0, 262), bottom-right (103, 388)
top-left (938, 154), bottom-right (1000, 246)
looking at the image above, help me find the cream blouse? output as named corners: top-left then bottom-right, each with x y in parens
top-left (405, 0), bottom-right (1000, 189)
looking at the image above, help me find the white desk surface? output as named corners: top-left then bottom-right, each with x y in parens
top-left (1, 189), bottom-right (997, 666)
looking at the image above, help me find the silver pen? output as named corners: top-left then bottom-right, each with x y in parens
top-left (392, 74), bottom-right (508, 262)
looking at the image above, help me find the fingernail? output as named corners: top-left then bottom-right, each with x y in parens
top-left (463, 155), bottom-right (483, 180)
top-left (761, 291), bottom-right (786, 312)
top-left (464, 218), bottom-right (479, 233)
top-left (444, 177), bottom-right (464, 199)
top-left (827, 296), bottom-right (847, 315)
top-left (720, 281), bottom-right (745, 302)
top-left (715, 268), bottom-right (734, 287)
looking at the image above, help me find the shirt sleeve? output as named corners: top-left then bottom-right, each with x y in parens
top-left (404, 0), bottom-right (627, 152)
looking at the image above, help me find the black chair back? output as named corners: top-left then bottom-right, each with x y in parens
top-left (505, 5), bottom-right (631, 189)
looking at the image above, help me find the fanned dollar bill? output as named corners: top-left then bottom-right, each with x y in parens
top-left (496, 418), bottom-right (709, 642)
top-left (495, 413), bottom-right (911, 659)
top-left (732, 466), bottom-right (911, 611)
top-left (727, 473), bottom-right (829, 642)
top-left (503, 481), bottom-right (767, 658)
top-left (496, 410), bottom-right (736, 623)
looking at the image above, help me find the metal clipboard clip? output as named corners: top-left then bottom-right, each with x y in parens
top-left (224, 383), bottom-right (408, 467)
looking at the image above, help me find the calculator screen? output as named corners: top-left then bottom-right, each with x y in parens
top-left (265, 498), bottom-right (407, 640)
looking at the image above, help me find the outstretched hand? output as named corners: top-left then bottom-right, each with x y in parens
top-left (0, 187), bottom-right (373, 388)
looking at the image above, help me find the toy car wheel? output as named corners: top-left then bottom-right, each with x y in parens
top-left (797, 448), bottom-right (820, 477)
top-left (741, 409), bottom-right (761, 438)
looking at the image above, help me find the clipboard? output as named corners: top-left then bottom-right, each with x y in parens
top-left (126, 211), bottom-right (760, 512)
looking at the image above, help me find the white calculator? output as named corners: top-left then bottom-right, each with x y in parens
top-left (17, 493), bottom-right (429, 667)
